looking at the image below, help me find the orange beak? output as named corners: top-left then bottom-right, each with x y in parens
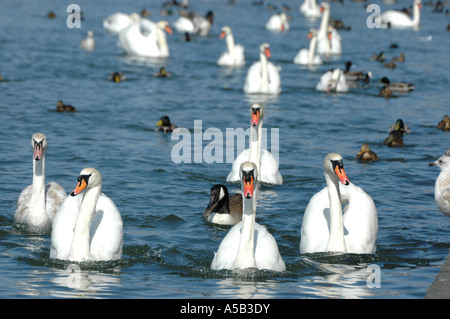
top-left (281, 24), bottom-right (285, 32)
top-left (264, 47), bottom-right (271, 59)
top-left (71, 178), bottom-right (87, 196)
top-left (328, 32), bottom-right (332, 41)
top-left (243, 175), bottom-right (254, 198)
top-left (307, 32), bottom-right (313, 39)
top-left (220, 31), bottom-right (226, 39)
top-left (320, 6), bottom-right (325, 13)
top-left (251, 110), bottom-right (260, 126)
top-left (165, 25), bottom-right (173, 35)
top-left (334, 165), bottom-right (350, 185)
top-left (418, 3), bottom-right (422, 8)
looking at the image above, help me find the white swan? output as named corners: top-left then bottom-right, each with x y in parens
top-left (50, 168), bottom-right (123, 262)
top-left (244, 43), bottom-right (281, 95)
top-left (211, 161), bottom-right (285, 271)
top-left (173, 10), bottom-right (213, 36)
top-left (80, 31), bottom-right (95, 51)
top-left (118, 20), bottom-right (172, 58)
top-left (217, 26), bottom-right (245, 67)
top-left (380, 0), bottom-right (422, 29)
top-left (103, 12), bottom-right (141, 35)
top-left (317, 3), bottom-right (342, 56)
top-left (14, 133), bottom-right (67, 233)
top-left (430, 149), bottom-right (450, 218)
top-left (265, 12), bottom-right (290, 32)
top-left (227, 103), bottom-right (283, 185)
top-left (300, 0), bottom-right (322, 18)
top-left (316, 68), bottom-right (348, 93)
top-left (293, 29), bottom-right (323, 66)
top-left (300, 153), bottom-right (378, 254)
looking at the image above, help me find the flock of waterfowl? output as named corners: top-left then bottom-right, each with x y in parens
top-left (9, 0), bottom-right (450, 272)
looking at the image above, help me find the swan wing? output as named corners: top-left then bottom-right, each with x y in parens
top-left (211, 222), bottom-right (242, 270)
top-left (254, 223), bottom-right (286, 271)
top-left (226, 149), bottom-right (250, 182)
top-left (260, 150), bottom-right (283, 185)
top-left (381, 11), bottom-right (413, 27)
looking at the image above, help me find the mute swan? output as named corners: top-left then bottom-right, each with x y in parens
top-left (118, 20), bottom-right (172, 58)
top-left (56, 100), bottom-right (76, 112)
top-left (293, 29), bottom-right (323, 66)
top-left (300, 153), bottom-right (378, 254)
top-left (244, 43), bottom-right (281, 95)
top-left (14, 133), bottom-right (67, 233)
top-left (437, 115), bottom-right (450, 131)
top-left (50, 168), bottom-right (123, 261)
top-left (217, 26), bottom-right (245, 67)
top-left (429, 149), bottom-right (450, 218)
top-left (317, 3), bottom-right (342, 56)
top-left (265, 12), bottom-right (290, 32)
top-left (173, 10), bottom-right (213, 36)
top-left (380, 77), bottom-right (415, 92)
top-left (380, 0), bottom-right (422, 29)
top-left (156, 116), bottom-right (178, 133)
top-left (103, 12), bottom-right (141, 35)
top-left (300, 0), bottom-right (321, 18)
top-left (227, 103), bottom-right (283, 185)
top-left (80, 31), bottom-right (95, 51)
top-left (316, 68), bottom-right (348, 93)
top-left (356, 144), bottom-right (379, 163)
top-left (211, 162), bottom-right (286, 271)
top-left (203, 184), bottom-right (242, 225)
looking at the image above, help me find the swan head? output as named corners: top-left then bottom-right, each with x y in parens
top-left (320, 2), bottom-right (330, 12)
top-left (429, 149), bottom-right (450, 171)
top-left (157, 20), bottom-right (173, 34)
top-left (308, 29), bottom-right (317, 38)
top-left (31, 133), bottom-right (47, 161)
top-left (260, 43), bottom-right (271, 59)
top-left (240, 161), bottom-right (257, 199)
top-left (87, 31), bottom-right (94, 38)
top-left (250, 103), bottom-right (264, 126)
top-left (205, 184), bottom-right (230, 214)
top-left (71, 168), bottom-right (102, 196)
top-left (324, 153), bottom-right (350, 185)
top-left (416, 0), bottom-right (422, 9)
top-left (220, 26), bottom-right (231, 39)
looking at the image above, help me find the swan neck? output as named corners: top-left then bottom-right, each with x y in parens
top-left (233, 195), bottom-right (257, 269)
top-left (324, 172), bottom-right (346, 253)
top-left (413, 2), bottom-right (420, 24)
top-left (30, 157), bottom-right (46, 222)
top-left (226, 33), bottom-right (236, 54)
top-left (319, 7), bottom-right (329, 36)
top-left (249, 123), bottom-right (262, 178)
top-left (308, 35), bottom-right (317, 64)
top-left (260, 51), bottom-right (269, 90)
top-left (156, 28), bottom-right (169, 56)
top-left (68, 184), bottom-right (101, 261)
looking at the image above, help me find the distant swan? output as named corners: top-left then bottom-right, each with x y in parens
top-left (173, 10), bottom-right (213, 36)
top-left (15, 133), bottom-right (67, 233)
top-left (300, 0), bottom-right (321, 18)
top-left (265, 12), bottom-right (290, 32)
top-left (300, 153), bottom-right (378, 254)
top-left (317, 3), bottom-right (342, 56)
top-left (380, 0), bottom-right (422, 29)
top-left (80, 31), bottom-right (95, 51)
top-left (217, 26), bottom-right (245, 67)
top-left (244, 43), bottom-right (281, 95)
top-left (103, 12), bottom-right (141, 35)
top-left (211, 161), bottom-right (286, 271)
top-left (203, 184), bottom-right (242, 225)
top-left (429, 149), bottom-right (450, 218)
top-left (118, 20), bottom-right (172, 58)
top-left (50, 168), bottom-right (123, 261)
top-left (227, 103), bottom-right (283, 185)
top-left (316, 68), bottom-right (348, 93)
top-left (293, 28), bottom-right (323, 66)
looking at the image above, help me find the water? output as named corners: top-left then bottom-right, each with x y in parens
top-left (0, 0), bottom-right (449, 300)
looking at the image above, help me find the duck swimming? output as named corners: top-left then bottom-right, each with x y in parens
top-left (109, 72), bottom-right (126, 83)
top-left (378, 86), bottom-right (395, 98)
top-left (156, 116), bottom-right (177, 133)
top-left (203, 184), bottom-right (242, 226)
top-left (383, 119), bottom-right (409, 147)
top-left (437, 115), bottom-right (450, 131)
top-left (380, 77), bottom-right (415, 92)
top-left (356, 144), bottom-right (379, 163)
top-left (343, 61), bottom-right (372, 84)
top-left (155, 67), bottom-right (172, 78)
top-left (56, 100), bottom-right (76, 112)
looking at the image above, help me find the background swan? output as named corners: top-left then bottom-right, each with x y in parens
top-left (293, 29), bottom-right (323, 66)
top-left (380, 0), bottom-right (422, 29)
top-left (203, 184), bottom-right (242, 225)
top-left (50, 168), bottom-right (123, 262)
top-left (103, 12), bottom-right (141, 35)
top-left (173, 10), bottom-right (213, 36)
top-left (429, 149), bottom-right (450, 218)
top-left (227, 103), bottom-right (283, 185)
top-left (217, 26), bottom-right (245, 67)
top-left (300, 153), bottom-right (378, 254)
top-left (316, 68), bottom-right (348, 93)
top-left (15, 133), bottom-right (67, 233)
top-left (118, 20), bottom-right (172, 58)
top-left (211, 162), bottom-right (285, 271)
top-left (265, 12), bottom-right (290, 32)
top-left (244, 43), bottom-right (281, 95)
top-left (317, 3), bottom-right (342, 56)
top-left (80, 31), bottom-right (95, 51)
top-left (300, 0), bottom-right (322, 19)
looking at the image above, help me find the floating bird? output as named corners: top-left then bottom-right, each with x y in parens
top-left (50, 168), bottom-right (124, 261)
top-left (56, 100), bottom-right (76, 112)
top-left (380, 77), bottom-right (415, 92)
top-left (203, 184), bottom-right (242, 225)
top-left (316, 68), bottom-right (348, 93)
top-left (217, 26), bottom-right (245, 67)
top-left (154, 67), bottom-right (172, 78)
top-left (103, 12), bottom-right (141, 35)
top-left (109, 72), bottom-right (126, 83)
top-left (356, 144), bottom-right (379, 163)
top-left (380, 0), bottom-right (422, 29)
top-left (429, 149), bottom-right (450, 218)
top-left (300, 153), bottom-right (378, 254)
top-left (384, 59), bottom-right (396, 69)
top-left (371, 51), bottom-right (386, 63)
top-left (47, 11), bottom-right (56, 19)
top-left (80, 31), bottom-right (95, 51)
top-left (393, 52), bottom-right (405, 62)
top-left (437, 115), bottom-right (450, 131)
top-left (383, 119), bottom-right (409, 147)
top-left (299, 0), bottom-right (321, 19)
top-left (265, 12), bottom-right (290, 32)
top-left (343, 61), bottom-right (372, 83)
top-left (156, 116), bottom-right (178, 133)
top-left (173, 10), bottom-right (213, 36)
top-left (15, 133), bottom-right (67, 233)
top-left (293, 29), bottom-right (323, 66)
top-left (378, 86), bottom-right (395, 98)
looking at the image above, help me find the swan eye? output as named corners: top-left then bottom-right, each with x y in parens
top-left (77, 174), bottom-right (91, 186)
top-left (33, 139), bottom-right (44, 150)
